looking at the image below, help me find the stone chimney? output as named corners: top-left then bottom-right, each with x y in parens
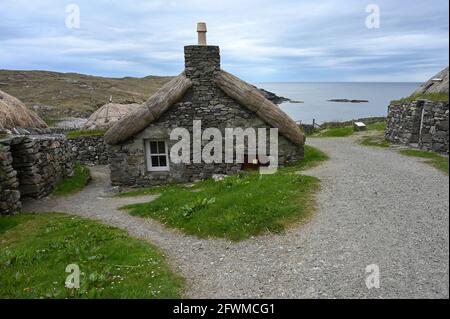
top-left (184, 22), bottom-right (220, 82)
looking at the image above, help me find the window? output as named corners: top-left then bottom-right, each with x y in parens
top-left (145, 140), bottom-right (170, 171)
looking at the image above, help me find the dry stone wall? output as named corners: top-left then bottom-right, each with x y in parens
top-left (10, 135), bottom-right (75, 198)
top-left (0, 134), bottom-right (76, 214)
top-left (67, 136), bottom-right (108, 165)
top-left (0, 140), bottom-right (21, 215)
top-left (418, 101), bottom-right (449, 153)
top-left (386, 99), bottom-right (449, 153)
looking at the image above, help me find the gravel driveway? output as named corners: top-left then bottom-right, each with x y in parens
top-left (23, 135), bottom-right (449, 298)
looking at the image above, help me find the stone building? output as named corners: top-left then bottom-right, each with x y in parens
top-left (385, 67), bottom-right (449, 153)
top-left (104, 23), bottom-right (305, 186)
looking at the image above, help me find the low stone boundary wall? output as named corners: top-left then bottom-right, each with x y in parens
top-left (0, 142), bottom-right (21, 215)
top-left (386, 99), bottom-right (449, 153)
top-left (67, 136), bottom-right (109, 165)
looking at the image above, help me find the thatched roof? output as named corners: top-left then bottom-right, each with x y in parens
top-left (414, 67), bottom-right (449, 95)
top-left (83, 102), bottom-right (141, 130)
top-left (216, 70), bottom-right (305, 146)
top-left (0, 89), bottom-right (48, 129)
top-left (104, 70), bottom-right (305, 146)
top-left (104, 73), bottom-right (192, 145)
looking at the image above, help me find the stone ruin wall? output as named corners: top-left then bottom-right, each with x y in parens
top-left (386, 99), bottom-right (449, 154)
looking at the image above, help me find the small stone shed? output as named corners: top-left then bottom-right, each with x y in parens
top-left (104, 23), bottom-right (305, 186)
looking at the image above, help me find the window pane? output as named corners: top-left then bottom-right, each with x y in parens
top-left (151, 156), bottom-right (159, 167)
top-left (157, 142), bottom-right (165, 154)
top-left (159, 156), bottom-right (167, 167)
top-left (150, 142), bottom-right (158, 154)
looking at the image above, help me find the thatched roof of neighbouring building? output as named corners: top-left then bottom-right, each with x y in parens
top-left (0, 89), bottom-right (48, 129)
top-left (83, 102), bottom-right (141, 130)
top-left (414, 67), bottom-right (449, 95)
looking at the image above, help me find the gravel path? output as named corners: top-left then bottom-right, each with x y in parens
top-left (23, 135), bottom-right (449, 298)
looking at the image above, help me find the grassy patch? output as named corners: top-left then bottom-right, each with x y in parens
top-left (65, 130), bottom-right (106, 139)
top-left (399, 150), bottom-right (449, 174)
top-left (391, 93), bottom-right (449, 105)
top-left (120, 145), bottom-right (326, 241)
top-left (311, 126), bottom-right (354, 137)
top-left (52, 163), bottom-right (91, 196)
top-left (311, 121), bottom-right (386, 138)
top-left (359, 135), bottom-right (390, 148)
top-left (366, 122), bottom-right (386, 131)
top-left (0, 213), bottom-right (184, 299)
top-left (0, 215), bottom-right (32, 235)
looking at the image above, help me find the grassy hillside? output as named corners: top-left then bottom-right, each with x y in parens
top-left (0, 70), bottom-right (172, 120)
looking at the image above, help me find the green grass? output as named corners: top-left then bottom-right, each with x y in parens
top-left (311, 126), bottom-right (355, 137)
top-left (0, 213), bottom-right (184, 298)
top-left (120, 145), bottom-right (327, 241)
top-left (399, 149), bottom-right (449, 174)
top-left (52, 163), bottom-right (91, 196)
top-left (311, 121), bottom-right (387, 138)
top-left (65, 130), bottom-right (106, 139)
top-left (391, 93), bottom-right (449, 105)
top-left (366, 122), bottom-right (386, 131)
top-left (359, 135), bottom-right (390, 148)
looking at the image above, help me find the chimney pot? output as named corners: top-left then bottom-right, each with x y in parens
top-left (197, 22), bottom-right (207, 45)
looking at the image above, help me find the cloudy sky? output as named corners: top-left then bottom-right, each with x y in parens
top-left (0, 0), bottom-right (448, 82)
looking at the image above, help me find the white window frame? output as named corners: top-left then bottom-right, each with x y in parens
top-left (145, 140), bottom-right (170, 172)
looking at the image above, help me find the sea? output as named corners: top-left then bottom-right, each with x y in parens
top-left (257, 82), bottom-right (421, 124)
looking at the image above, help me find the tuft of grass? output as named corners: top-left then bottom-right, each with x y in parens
top-left (52, 163), bottom-right (91, 196)
top-left (65, 130), bottom-right (106, 139)
top-left (399, 149), bottom-right (448, 174)
top-left (391, 93), bottom-right (449, 105)
top-left (0, 213), bottom-right (184, 298)
top-left (120, 145), bottom-right (327, 241)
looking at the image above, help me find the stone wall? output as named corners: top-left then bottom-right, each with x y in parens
top-left (0, 140), bottom-right (21, 215)
top-left (386, 99), bottom-right (449, 153)
top-left (386, 100), bottom-right (424, 145)
top-left (418, 101), bottom-right (449, 153)
top-left (108, 46), bottom-right (304, 187)
top-left (67, 136), bottom-right (108, 165)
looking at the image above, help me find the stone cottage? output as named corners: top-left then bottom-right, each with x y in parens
top-left (104, 23), bottom-right (305, 186)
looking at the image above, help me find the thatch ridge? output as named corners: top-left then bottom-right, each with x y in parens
top-left (0, 89), bottom-right (48, 129)
top-left (83, 102), bottom-right (141, 130)
top-left (215, 70), bottom-right (305, 146)
top-left (104, 73), bottom-right (192, 145)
